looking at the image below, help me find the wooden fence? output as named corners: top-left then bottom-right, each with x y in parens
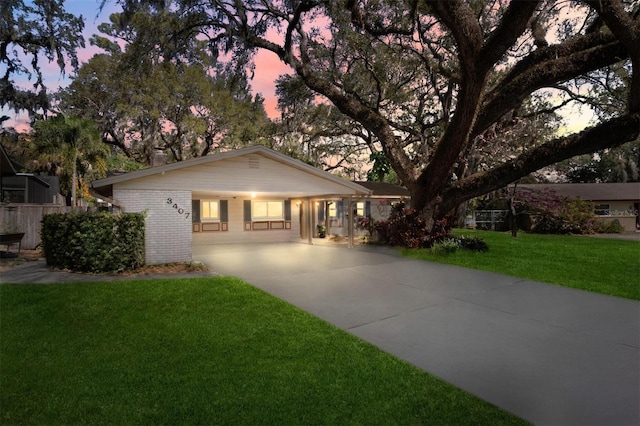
top-left (0, 204), bottom-right (88, 250)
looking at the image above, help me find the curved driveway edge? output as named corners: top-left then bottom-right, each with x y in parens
top-left (194, 242), bottom-right (640, 426)
top-left (0, 260), bottom-right (217, 284)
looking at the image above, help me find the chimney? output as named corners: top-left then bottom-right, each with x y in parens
top-left (151, 149), bottom-right (167, 167)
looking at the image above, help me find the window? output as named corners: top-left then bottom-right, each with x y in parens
top-left (328, 202), bottom-right (337, 218)
top-left (356, 201), bottom-right (365, 217)
top-left (252, 201), bottom-right (283, 220)
top-left (594, 204), bottom-right (610, 216)
top-left (201, 200), bottom-right (220, 220)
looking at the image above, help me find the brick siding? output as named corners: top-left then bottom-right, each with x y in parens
top-left (114, 189), bottom-right (192, 265)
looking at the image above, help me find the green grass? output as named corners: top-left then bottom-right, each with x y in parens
top-left (402, 230), bottom-right (640, 300)
top-left (1, 278), bottom-right (525, 425)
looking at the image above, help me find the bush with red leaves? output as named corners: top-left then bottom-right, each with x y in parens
top-left (376, 202), bottom-right (454, 248)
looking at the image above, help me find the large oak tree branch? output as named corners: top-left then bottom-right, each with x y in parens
top-left (583, 0), bottom-right (640, 112)
top-left (278, 24), bottom-right (423, 183)
top-left (474, 37), bottom-right (627, 137)
top-left (478, 1), bottom-right (540, 74)
top-left (429, 0), bottom-right (483, 74)
top-left (416, 74), bottom-right (484, 200)
top-left (413, 1), bottom-right (495, 201)
top-left (296, 65), bottom-right (419, 183)
top-left (411, 2), bottom-right (498, 203)
top-left (239, 15), bottom-right (420, 184)
top-left (441, 113), bottom-right (640, 213)
top-left (496, 31), bottom-right (618, 89)
top-left (284, 1), bottom-right (317, 60)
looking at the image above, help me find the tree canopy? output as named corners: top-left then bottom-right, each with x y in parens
top-left (565, 143), bottom-right (639, 182)
top-left (1, 0), bottom-right (85, 120)
top-left (271, 74), bottom-right (372, 176)
top-left (59, 6), bottom-right (273, 165)
top-left (112, 0), bottom-right (639, 229)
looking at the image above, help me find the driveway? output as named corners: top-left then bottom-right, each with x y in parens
top-left (193, 242), bottom-right (640, 426)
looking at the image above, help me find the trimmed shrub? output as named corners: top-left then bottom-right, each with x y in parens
top-left (431, 238), bottom-right (460, 254)
top-left (431, 235), bottom-right (491, 254)
top-left (599, 219), bottom-right (625, 233)
top-left (456, 235), bottom-right (489, 252)
top-left (41, 212), bottom-right (145, 273)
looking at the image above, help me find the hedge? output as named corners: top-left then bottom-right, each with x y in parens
top-left (41, 212), bottom-right (145, 273)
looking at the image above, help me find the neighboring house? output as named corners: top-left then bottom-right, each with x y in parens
top-left (1, 144), bottom-right (69, 250)
top-left (516, 183), bottom-right (640, 231)
top-left (1, 144), bottom-right (61, 204)
top-left (317, 181), bottom-right (410, 237)
top-left (91, 146), bottom-right (371, 265)
top-left (1, 174), bottom-right (60, 204)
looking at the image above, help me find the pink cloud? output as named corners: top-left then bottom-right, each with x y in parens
top-left (252, 49), bottom-right (292, 119)
top-left (4, 111), bottom-right (32, 133)
top-left (2, 1), bottom-right (292, 128)
top-left (76, 44), bottom-right (103, 63)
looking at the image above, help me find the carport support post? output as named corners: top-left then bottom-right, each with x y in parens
top-left (347, 197), bottom-right (354, 248)
top-left (307, 198), bottom-right (313, 245)
top-left (325, 202), bottom-right (331, 236)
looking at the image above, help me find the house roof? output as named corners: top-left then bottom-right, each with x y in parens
top-left (515, 183), bottom-right (640, 201)
top-left (1, 145), bottom-right (50, 190)
top-left (0, 144), bottom-right (19, 177)
top-left (12, 173), bottom-right (51, 189)
top-left (353, 181), bottom-right (410, 197)
top-left (92, 145), bottom-right (371, 198)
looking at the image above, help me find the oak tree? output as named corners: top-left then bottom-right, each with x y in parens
top-left (114, 0), bottom-right (640, 229)
top-left (272, 74), bottom-right (371, 177)
top-left (60, 7), bottom-right (273, 165)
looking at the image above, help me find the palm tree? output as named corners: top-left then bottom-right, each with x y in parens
top-left (33, 115), bottom-right (106, 206)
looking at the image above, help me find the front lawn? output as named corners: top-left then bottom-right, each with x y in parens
top-left (0, 278), bottom-right (525, 425)
top-left (403, 230), bottom-right (639, 300)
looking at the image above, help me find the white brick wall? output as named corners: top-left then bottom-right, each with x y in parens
top-left (114, 189), bottom-right (192, 265)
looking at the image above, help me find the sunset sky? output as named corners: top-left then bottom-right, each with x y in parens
top-left (3, 0), bottom-right (292, 131)
top-left (4, 1), bottom-right (595, 134)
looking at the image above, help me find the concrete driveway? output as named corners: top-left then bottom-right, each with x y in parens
top-left (193, 242), bottom-right (640, 426)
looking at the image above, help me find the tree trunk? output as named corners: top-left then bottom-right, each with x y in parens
top-left (509, 183), bottom-right (519, 238)
top-left (409, 184), bottom-right (444, 232)
top-left (72, 150), bottom-right (78, 207)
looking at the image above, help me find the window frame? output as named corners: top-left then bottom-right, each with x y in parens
top-left (328, 202), bottom-right (338, 218)
top-left (593, 203), bottom-right (611, 216)
top-left (252, 200), bottom-right (284, 220)
top-left (201, 200), bottom-right (220, 222)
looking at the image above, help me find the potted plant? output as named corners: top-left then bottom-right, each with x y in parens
top-left (316, 224), bottom-right (326, 238)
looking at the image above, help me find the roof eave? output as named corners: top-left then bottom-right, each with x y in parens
top-left (91, 146), bottom-right (372, 196)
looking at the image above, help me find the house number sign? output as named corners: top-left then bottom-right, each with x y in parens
top-left (166, 198), bottom-right (190, 219)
